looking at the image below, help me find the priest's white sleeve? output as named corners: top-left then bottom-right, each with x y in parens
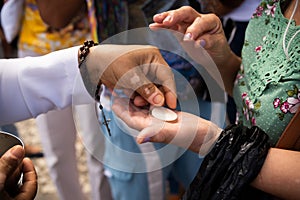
top-left (0, 46), bottom-right (93, 125)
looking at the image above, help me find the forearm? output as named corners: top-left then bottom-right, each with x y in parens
top-left (251, 148), bottom-right (300, 199)
top-left (217, 51), bottom-right (241, 96)
top-left (0, 46), bottom-right (92, 125)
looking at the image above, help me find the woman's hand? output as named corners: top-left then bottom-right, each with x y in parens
top-left (0, 145), bottom-right (37, 200)
top-left (112, 97), bottom-right (222, 156)
top-left (149, 6), bottom-right (241, 95)
top-left (85, 44), bottom-right (177, 109)
top-left (149, 6), bottom-right (233, 67)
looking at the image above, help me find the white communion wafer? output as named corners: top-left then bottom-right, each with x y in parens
top-left (151, 106), bottom-right (178, 121)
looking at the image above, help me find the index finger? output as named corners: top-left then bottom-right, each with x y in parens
top-left (150, 6), bottom-right (201, 29)
top-left (17, 158), bottom-right (38, 200)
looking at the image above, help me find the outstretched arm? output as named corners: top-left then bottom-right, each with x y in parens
top-left (112, 99), bottom-right (300, 199)
top-left (0, 44), bottom-right (176, 125)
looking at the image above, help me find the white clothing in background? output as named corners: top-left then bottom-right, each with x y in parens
top-left (223, 0), bottom-right (261, 21)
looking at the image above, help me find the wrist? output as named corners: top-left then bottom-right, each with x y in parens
top-left (78, 40), bottom-right (103, 85)
top-left (185, 124), bottom-right (270, 199)
top-left (78, 40), bottom-right (99, 67)
top-left (83, 44), bottom-right (118, 85)
top-left (198, 122), bottom-right (223, 156)
top-left (78, 40), bottom-right (103, 100)
top-left (218, 51), bottom-right (241, 95)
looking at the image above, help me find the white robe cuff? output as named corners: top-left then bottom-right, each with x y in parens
top-left (0, 46), bottom-right (93, 125)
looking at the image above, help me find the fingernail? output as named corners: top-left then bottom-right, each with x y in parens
top-left (140, 137), bottom-right (151, 144)
top-left (163, 15), bottom-right (172, 22)
top-left (137, 137), bottom-right (150, 144)
top-left (10, 145), bottom-right (24, 159)
top-left (200, 39), bottom-right (206, 47)
top-left (149, 23), bottom-right (155, 27)
top-left (183, 32), bottom-right (193, 41)
top-left (153, 14), bottom-right (160, 18)
top-left (137, 138), bottom-right (143, 144)
top-left (153, 94), bottom-right (163, 104)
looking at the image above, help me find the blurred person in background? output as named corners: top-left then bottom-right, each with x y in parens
top-left (16, 1), bottom-right (101, 199)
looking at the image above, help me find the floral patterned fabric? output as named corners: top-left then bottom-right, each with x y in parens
top-left (18, 0), bottom-right (90, 55)
top-left (233, 0), bottom-right (300, 145)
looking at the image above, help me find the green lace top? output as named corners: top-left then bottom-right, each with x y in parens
top-left (233, 0), bottom-right (300, 146)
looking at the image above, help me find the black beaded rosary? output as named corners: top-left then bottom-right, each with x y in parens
top-left (78, 40), bottom-right (111, 136)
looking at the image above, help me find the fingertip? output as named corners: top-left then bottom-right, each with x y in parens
top-left (133, 96), bottom-right (149, 107)
top-left (149, 22), bottom-right (159, 28)
top-left (152, 13), bottom-right (160, 20)
top-left (149, 23), bottom-right (163, 30)
top-left (153, 94), bottom-right (164, 105)
top-left (168, 101), bottom-right (177, 110)
top-left (200, 39), bottom-right (206, 47)
top-left (153, 13), bottom-right (167, 22)
top-left (149, 23), bottom-right (155, 28)
top-left (183, 32), bottom-right (193, 41)
top-left (22, 157), bottom-right (36, 172)
top-left (0, 145), bottom-right (24, 175)
top-left (166, 92), bottom-right (177, 109)
top-left (10, 145), bottom-right (25, 160)
top-left (142, 86), bottom-right (165, 106)
top-left (136, 137), bottom-right (144, 144)
top-left (136, 137), bottom-right (150, 144)
top-left (163, 15), bottom-right (172, 23)
top-left (195, 39), bottom-right (206, 48)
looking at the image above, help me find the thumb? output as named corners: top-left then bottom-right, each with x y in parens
top-left (135, 83), bottom-right (166, 107)
top-left (0, 145), bottom-right (24, 189)
top-left (131, 70), bottom-right (177, 108)
top-left (136, 119), bottom-right (166, 144)
top-left (120, 67), bottom-right (167, 107)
